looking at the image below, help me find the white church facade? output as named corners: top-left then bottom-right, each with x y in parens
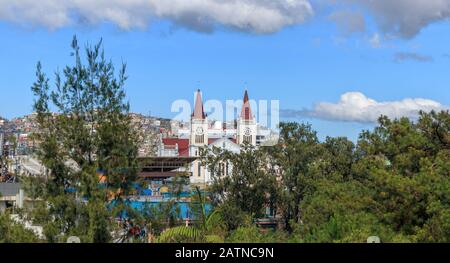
top-left (157, 90), bottom-right (272, 185)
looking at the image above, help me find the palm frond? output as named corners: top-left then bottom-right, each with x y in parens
top-left (156, 226), bottom-right (202, 243)
top-left (205, 234), bottom-right (224, 243)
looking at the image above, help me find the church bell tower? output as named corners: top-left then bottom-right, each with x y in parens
top-left (190, 89), bottom-right (208, 149)
top-left (190, 90), bottom-right (208, 184)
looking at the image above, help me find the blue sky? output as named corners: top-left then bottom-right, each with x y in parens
top-left (0, 0), bottom-right (449, 141)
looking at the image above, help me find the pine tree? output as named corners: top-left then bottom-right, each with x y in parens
top-left (27, 36), bottom-right (140, 243)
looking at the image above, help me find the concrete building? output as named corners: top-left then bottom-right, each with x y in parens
top-left (0, 183), bottom-right (24, 212)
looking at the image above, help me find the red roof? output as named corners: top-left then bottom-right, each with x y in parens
top-left (162, 138), bottom-right (190, 157)
top-left (208, 138), bottom-right (219, 144)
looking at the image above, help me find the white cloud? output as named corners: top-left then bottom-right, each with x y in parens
top-left (2, 0), bottom-right (448, 38)
top-left (0, 0), bottom-right (313, 33)
top-left (282, 92), bottom-right (448, 123)
top-left (320, 0), bottom-right (450, 39)
top-left (353, 0), bottom-right (450, 39)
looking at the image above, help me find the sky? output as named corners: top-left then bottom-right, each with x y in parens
top-left (0, 0), bottom-right (449, 141)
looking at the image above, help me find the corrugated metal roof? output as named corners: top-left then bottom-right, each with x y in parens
top-left (0, 183), bottom-right (21, 197)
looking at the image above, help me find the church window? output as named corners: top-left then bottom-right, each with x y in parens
top-left (195, 135), bottom-right (204, 144)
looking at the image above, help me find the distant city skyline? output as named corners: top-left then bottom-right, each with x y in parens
top-left (1, 1), bottom-right (449, 141)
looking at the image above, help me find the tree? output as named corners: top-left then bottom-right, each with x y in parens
top-left (319, 136), bottom-right (356, 180)
top-left (201, 144), bottom-right (278, 230)
top-left (353, 111), bottom-right (450, 241)
top-left (266, 122), bottom-right (321, 232)
top-left (295, 111), bottom-right (450, 242)
top-left (27, 36), bottom-right (141, 243)
top-left (0, 211), bottom-right (40, 243)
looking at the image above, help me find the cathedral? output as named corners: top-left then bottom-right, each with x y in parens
top-left (158, 90), bottom-right (271, 185)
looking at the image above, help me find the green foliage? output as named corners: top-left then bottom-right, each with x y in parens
top-left (87, 200), bottom-right (112, 243)
top-left (157, 226), bottom-right (202, 243)
top-left (201, 144), bottom-right (278, 230)
top-left (202, 111), bottom-right (450, 243)
top-left (0, 212), bottom-right (40, 243)
top-left (156, 187), bottom-right (225, 243)
top-left (226, 226), bottom-right (263, 243)
top-left (25, 36), bottom-right (141, 243)
top-left (226, 226), bottom-right (290, 243)
top-left (214, 201), bottom-right (252, 232)
top-left (266, 122), bottom-right (322, 232)
top-left (142, 200), bottom-right (180, 236)
top-left (294, 111), bottom-right (450, 243)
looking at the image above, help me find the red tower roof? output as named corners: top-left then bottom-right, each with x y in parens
top-left (240, 90), bottom-right (253, 121)
top-left (192, 89), bottom-right (206, 120)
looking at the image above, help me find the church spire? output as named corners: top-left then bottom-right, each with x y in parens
top-left (192, 89), bottom-right (206, 120)
top-left (240, 90), bottom-right (253, 121)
